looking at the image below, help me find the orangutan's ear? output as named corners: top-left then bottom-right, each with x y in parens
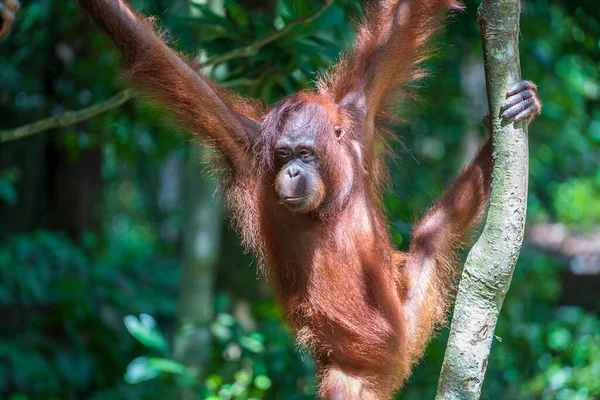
top-left (334, 125), bottom-right (345, 140)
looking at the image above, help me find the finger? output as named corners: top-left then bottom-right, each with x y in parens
top-left (501, 97), bottom-right (536, 119)
top-left (513, 107), bottom-right (537, 122)
top-left (500, 89), bottom-right (535, 112)
top-left (514, 100), bottom-right (542, 122)
top-left (506, 80), bottom-right (537, 96)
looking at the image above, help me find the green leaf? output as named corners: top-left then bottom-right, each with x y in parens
top-left (147, 357), bottom-right (188, 376)
top-left (124, 356), bottom-right (160, 384)
top-left (239, 336), bottom-right (265, 353)
top-left (123, 314), bottom-right (168, 353)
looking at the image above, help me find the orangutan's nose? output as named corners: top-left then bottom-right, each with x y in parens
top-left (287, 165), bottom-right (300, 178)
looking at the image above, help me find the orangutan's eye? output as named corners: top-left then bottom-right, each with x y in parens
top-left (299, 148), bottom-right (312, 158)
top-left (277, 148), bottom-right (291, 159)
top-left (334, 126), bottom-right (345, 139)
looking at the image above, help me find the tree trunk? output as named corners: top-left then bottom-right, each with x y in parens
top-left (435, 1), bottom-right (528, 399)
top-left (174, 145), bottom-right (223, 387)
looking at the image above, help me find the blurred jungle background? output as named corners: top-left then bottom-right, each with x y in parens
top-left (0, 0), bottom-right (599, 399)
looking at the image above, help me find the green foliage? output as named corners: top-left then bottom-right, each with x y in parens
top-left (553, 177), bottom-right (600, 228)
top-left (199, 298), bottom-right (317, 400)
top-left (172, 0), bottom-right (356, 103)
top-left (0, 230), bottom-right (179, 398)
top-left (521, 307), bottom-right (600, 399)
top-left (120, 297), bottom-right (314, 399)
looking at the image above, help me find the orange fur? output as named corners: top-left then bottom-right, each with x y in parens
top-left (318, 0), bottom-right (464, 193)
top-left (77, 1), bottom-right (497, 398)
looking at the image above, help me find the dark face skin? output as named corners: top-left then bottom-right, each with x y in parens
top-left (273, 103), bottom-right (330, 213)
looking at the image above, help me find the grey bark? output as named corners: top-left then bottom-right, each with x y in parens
top-left (435, 1), bottom-right (529, 399)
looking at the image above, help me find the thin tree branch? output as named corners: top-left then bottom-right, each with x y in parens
top-left (435, 0), bottom-right (528, 399)
top-left (0, 0), bottom-right (334, 143)
top-left (204, 0), bottom-right (333, 66)
top-left (0, 89), bottom-right (135, 143)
